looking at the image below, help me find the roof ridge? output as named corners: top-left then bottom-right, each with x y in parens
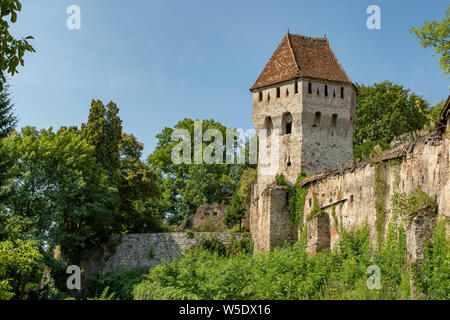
top-left (286, 32), bottom-right (300, 75)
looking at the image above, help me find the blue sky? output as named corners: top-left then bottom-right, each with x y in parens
top-left (8, 0), bottom-right (450, 158)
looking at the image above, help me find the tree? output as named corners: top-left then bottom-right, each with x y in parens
top-left (114, 133), bottom-right (165, 233)
top-left (0, 82), bottom-right (16, 138)
top-left (410, 5), bottom-right (450, 76)
top-left (354, 81), bottom-right (429, 159)
top-left (0, 240), bottom-right (43, 300)
top-left (0, 127), bottom-right (117, 262)
top-left (0, 0), bottom-right (35, 90)
top-left (147, 118), bottom-right (253, 224)
top-left (82, 100), bottom-right (122, 175)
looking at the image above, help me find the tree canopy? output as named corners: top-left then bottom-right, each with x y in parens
top-left (354, 81), bottom-right (430, 159)
top-left (0, 0), bottom-right (35, 90)
top-left (410, 5), bottom-right (450, 76)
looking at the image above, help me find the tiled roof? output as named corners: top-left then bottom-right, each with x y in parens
top-left (250, 33), bottom-right (351, 91)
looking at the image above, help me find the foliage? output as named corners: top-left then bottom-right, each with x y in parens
top-left (186, 229), bottom-right (195, 239)
top-left (148, 118), bottom-right (254, 224)
top-left (287, 170), bottom-right (309, 227)
top-left (375, 163), bottom-right (388, 246)
top-left (0, 0), bottom-right (35, 91)
top-left (428, 99), bottom-right (446, 123)
top-left (224, 193), bottom-right (244, 228)
top-left (83, 268), bottom-right (147, 300)
top-left (419, 219), bottom-right (450, 300)
top-left (0, 82), bottom-right (16, 138)
top-left (307, 197), bottom-right (322, 221)
top-left (193, 216), bottom-right (223, 232)
top-left (0, 127), bottom-right (117, 262)
top-left (148, 248), bottom-right (154, 259)
top-left (391, 186), bottom-right (437, 219)
top-left (82, 101), bottom-right (164, 234)
top-left (410, 5), bottom-right (450, 76)
top-left (354, 81), bottom-right (429, 159)
top-left (133, 224), bottom-right (426, 300)
top-left (0, 240), bottom-right (43, 300)
top-left (192, 235), bottom-right (227, 257)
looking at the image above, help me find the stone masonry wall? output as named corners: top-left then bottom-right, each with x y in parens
top-left (81, 232), bottom-right (242, 281)
top-left (302, 136), bottom-right (449, 250)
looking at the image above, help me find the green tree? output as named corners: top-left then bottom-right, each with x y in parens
top-left (410, 5), bottom-right (450, 76)
top-left (148, 118), bottom-right (253, 224)
top-left (115, 133), bottom-right (165, 233)
top-left (0, 0), bottom-right (35, 90)
top-left (0, 82), bottom-right (16, 138)
top-left (0, 127), bottom-right (116, 262)
top-left (82, 100), bottom-right (122, 175)
top-left (354, 81), bottom-right (429, 159)
top-left (0, 240), bottom-right (43, 300)
top-left (224, 168), bottom-right (256, 229)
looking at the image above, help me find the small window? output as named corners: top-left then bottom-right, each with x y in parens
top-left (333, 90), bottom-right (336, 98)
top-left (308, 82), bottom-right (312, 94)
top-left (267, 93), bottom-right (271, 102)
top-left (350, 195), bottom-right (354, 202)
top-left (295, 81), bottom-right (298, 94)
top-left (276, 87), bottom-right (280, 98)
top-left (264, 116), bottom-right (273, 136)
top-left (317, 88), bottom-right (320, 95)
top-left (340, 87), bottom-right (344, 99)
top-left (325, 85), bottom-right (328, 97)
top-left (313, 112), bottom-right (321, 127)
top-left (282, 112), bottom-right (293, 135)
top-left (309, 198), bottom-right (312, 206)
top-left (286, 88), bottom-right (289, 97)
top-left (331, 114), bottom-right (338, 129)
top-left (258, 91), bottom-right (263, 102)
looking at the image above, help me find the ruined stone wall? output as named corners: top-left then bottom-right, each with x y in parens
top-left (303, 137), bottom-right (449, 251)
top-left (81, 233), bottom-right (242, 279)
top-left (251, 136), bottom-right (449, 252)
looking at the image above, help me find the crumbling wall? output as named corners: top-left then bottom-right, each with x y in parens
top-left (302, 136), bottom-right (449, 251)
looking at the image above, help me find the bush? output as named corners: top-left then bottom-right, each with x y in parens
top-left (83, 268), bottom-right (148, 300)
top-left (192, 235), bottom-right (227, 257)
top-left (133, 222), bottom-right (446, 300)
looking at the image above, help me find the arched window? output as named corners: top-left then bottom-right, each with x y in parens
top-left (258, 91), bottom-right (263, 102)
top-left (264, 116), bottom-right (273, 136)
top-left (282, 112), bottom-right (293, 135)
top-left (308, 82), bottom-right (312, 94)
top-left (313, 112), bottom-right (321, 128)
top-left (340, 87), bottom-right (344, 99)
top-left (331, 114), bottom-right (338, 136)
top-left (325, 85), bottom-right (328, 97)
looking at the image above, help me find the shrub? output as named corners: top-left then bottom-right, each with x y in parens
top-left (148, 248), bottom-right (154, 259)
top-left (186, 230), bottom-right (195, 239)
top-left (192, 235), bottom-right (227, 257)
top-left (83, 268), bottom-right (148, 300)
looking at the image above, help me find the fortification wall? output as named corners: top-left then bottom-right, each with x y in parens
top-left (303, 136), bottom-right (449, 251)
top-left (81, 232), bottom-right (242, 281)
top-left (251, 136), bottom-right (449, 252)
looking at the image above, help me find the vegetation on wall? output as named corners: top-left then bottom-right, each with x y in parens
top-left (374, 163), bottom-right (388, 246)
top-left (132, 222), bottom-right (448, 300)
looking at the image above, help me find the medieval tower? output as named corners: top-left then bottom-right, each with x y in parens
top-left (249, 33), bottom-right (357, 251)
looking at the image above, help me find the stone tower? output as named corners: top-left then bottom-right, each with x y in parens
top-left (249, 33), bottom-right (357, 251)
